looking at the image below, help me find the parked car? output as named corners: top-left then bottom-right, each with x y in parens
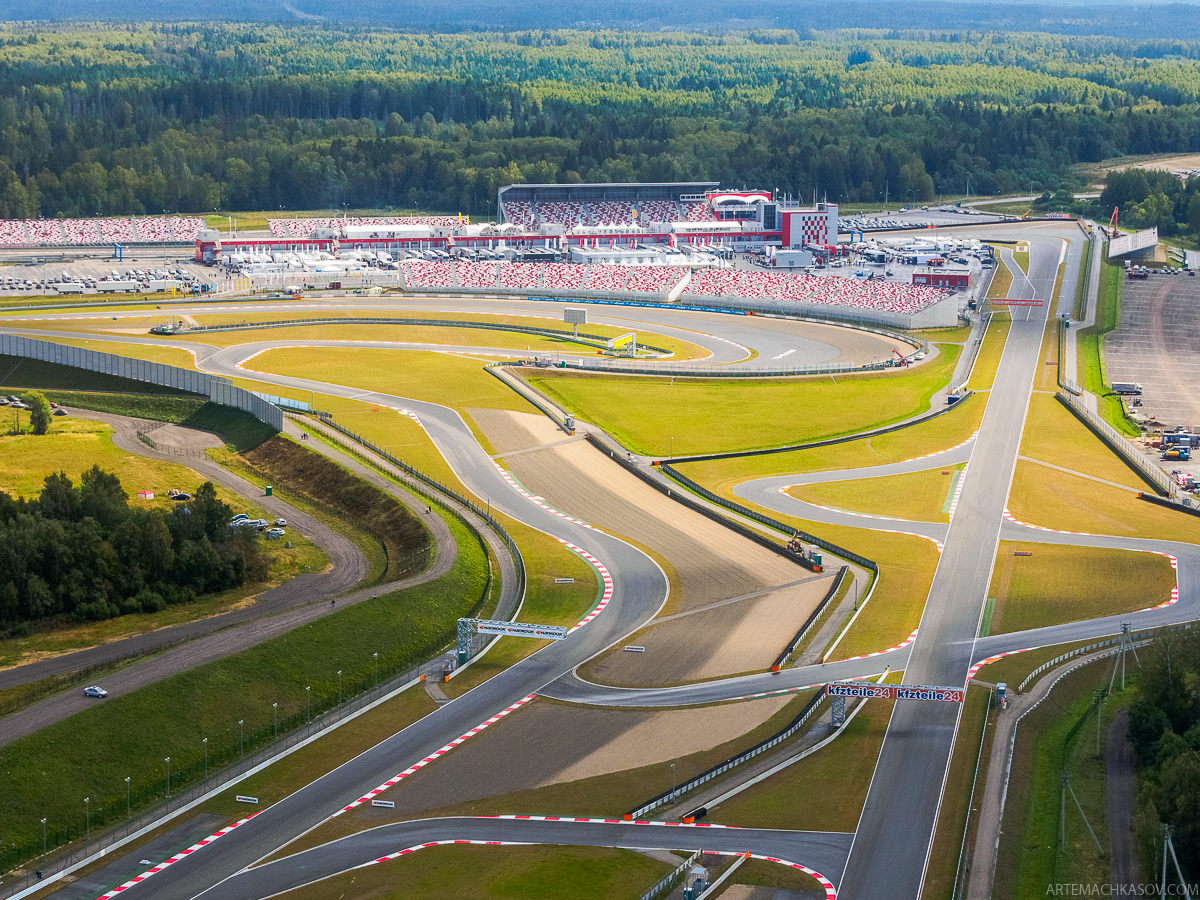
top-left (84, 685), bottom-right (108, 698)
top-left (53, 407), bottom-right (67, 416)
top-left (273, 518), bottom-right (287, 527)
top-left (230, 513), bottom-right (249, 524)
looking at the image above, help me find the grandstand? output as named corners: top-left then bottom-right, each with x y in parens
top-left (269, 216), bottom-right (463, 238)
top-left (684, 270), bottom-right (949, 316)
top-left (498, 182), bottom-right (718, 232)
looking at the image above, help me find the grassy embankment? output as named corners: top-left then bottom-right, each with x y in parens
top-left (787, 463), bottom-right (965, 525)
top-left (987, 257), bottom-right (1014, 300)
top-left (522, 343), bottom-right (962, 457)
top-left (995, 659), bottom-right (1130, 897)
top-left (984, 542), bottom-right (1175, 635)
top-left (1074, 237), bottom-right (1094, 320)
top-left (0, 511), bottom-right (487, 866)
top-left (1076, 246), bottom-right (1140, 436)
top-left (962, 311), bottom-right (1011, 393)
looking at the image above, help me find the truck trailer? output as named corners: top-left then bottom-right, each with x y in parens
top-left (1111, 382), bottom-right (1143, 395)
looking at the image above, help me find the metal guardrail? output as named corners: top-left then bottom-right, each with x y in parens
top-left (772, 566), bottom-right (849, 670)
top-left (1055, 391), bottom-right (1175, 497)
top-left (640, 849), bottom-right (703, 900)
top-left (1056, 319), bottom-right (1083, 396)
top-left (1014, 624), bottom-right (1191, 693)
top-left (301, 414), bottom-right (526, 605)
top-left (658, 464), bottom-right (879, 575)
top-left (626, 689), bottom-right (826, 820)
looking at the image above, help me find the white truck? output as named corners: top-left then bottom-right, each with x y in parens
top-left (98, 280), bottom-right (141, 293)
top-left (53, 282), bottom-right (85, 293)
top-left (149, 279), bottom-right (184, 292)
top-left (1111, 382), bottom-right (1143, 395)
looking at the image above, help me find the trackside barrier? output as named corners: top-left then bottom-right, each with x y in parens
top-left (1014, 623), bottom-right (1191, 694)
top-left (487, 364), bottom-right (572, 432)
top-left (625, 689), bottom-right (826, 820)
top-left (663, 392), bottom-right (973, 465)
top-left (772, 566), bottom-right (849, 671)
top-left (0, 333), bottom-right (283, 431)
top-left (1056, 319), bottom-right (1083, 396)
top-left (1055, 391), bottom-right (1175, 497)
top-left (182, 316), bottom-right (673, 355)
top-left (583, 434), bottom-right (821, 573)
top-left (300, 413), bottom-right (526, 605)
top-left (1138, 492), bottom-right (1200, 519)
top-left (640, 849), bottom-right (703, 900)
top-left (659, 463), bottom-right (879, 576)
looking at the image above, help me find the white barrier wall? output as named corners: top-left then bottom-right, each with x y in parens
top-left (0, 333), bottom-right (283, 431)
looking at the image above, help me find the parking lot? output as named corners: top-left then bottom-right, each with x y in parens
top-left (0, 249), bottom-right (215, 297)
top-left (1106, 270), bottom-right (1200, 430)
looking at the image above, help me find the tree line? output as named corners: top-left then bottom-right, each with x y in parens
top-left (0, 467), bottom-right (265, 631)
top-left (0, 25), bottom-right (1197, 216)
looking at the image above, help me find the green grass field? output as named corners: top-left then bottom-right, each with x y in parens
top-left (1019, 394), bottom-right (1144, 489)
top-left (273, 844), bottom-right (671, 900)
top-left (0, 512), bottom-right (486, 858)
top-left (987, 260), bottom-right (1014, 300)
top-left (987, 542), bottom-right (1175, 635)
top-left (673, 392), bottom-right (985, 493)
top-left (20, 335), bottom-right (199, 370)
top-left (962, 312), bottom-right (1011, 392)
top-left (1074, 238), bottom-right (1093, 320)
top-left (1007, 461), bottom-right (1200, 544)
top-left (524, 344), bottom-right (961, 457)
top-left (0, 353), bottom-right (196, 395)
top-left (787, 463), bottom-right (963, 524)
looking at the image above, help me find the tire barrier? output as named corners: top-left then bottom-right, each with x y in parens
top-left (584, 434), bottom-right (822, 573)
top-left (771, 566), bottom-right (850, 671)
top-left (658, 462), bottom-right (878, 576)
top-left (0, 333), bottom-right (283, 431)
top-left (624, 689), bottom-right (826, 821)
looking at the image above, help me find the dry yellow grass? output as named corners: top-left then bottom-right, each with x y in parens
top-left (1019, 393), bottom-right (1144, 489)
top-left (787, 464), bottom-right (963, 524)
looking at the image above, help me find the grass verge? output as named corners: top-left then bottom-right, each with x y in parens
top-left (524, 344), bottom-right (962, 457)
top-left (786, 463), bottom-right (964, 525)
top-left (1074, 238), bottom-right (1094, 320)
top-left (1076, 248), bottom-right (1139, 436)
top-left (987, 542), bottom-right (1175, 634)
top-left (1019, 393), bottom-right (1144, 489)
top-left (962, 311), bottom-right (1011, 392)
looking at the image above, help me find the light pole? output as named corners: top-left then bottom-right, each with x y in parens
top-left (84, 798), bottom-right (90, 842)
top-left (273, 703), bottom-right (278, 743)
top-left (373, 652), bottom-right (379, 688)
top-left (165, 757), bottom-right (171, 799)
top-left (670, 763), bottom-right (676, 792)
top-left (337, 670), bottom-right (342, 705)
top-left (203, 738), bottom-right (208, 779)
top-left (41, 818), bottom-right (46, 863)
top-left (239, 720), bottom-right (244, 758)
top-left (306, 686), bottom-right (311, 724)
top-left (125, 777), bottom-right (131, 819)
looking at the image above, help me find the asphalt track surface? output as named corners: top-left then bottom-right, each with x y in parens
top-left (5, 227), bottom-right (1195, 899)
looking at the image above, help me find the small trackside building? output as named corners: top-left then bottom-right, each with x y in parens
top-left (912, 266), bottom-right (970, 288)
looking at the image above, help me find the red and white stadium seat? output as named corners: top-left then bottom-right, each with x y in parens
top-left (683, 269), bottom-right (948, 314)
top-left (497, 262), bottom-right (543, 289)
top-left (637, 201), bottom-right (678, 223)
top-left (542, 263), bottom-right (586, 291)
top-left (583, 265), bottom-right (632, 292)
top-left (538, 202), bottom-right (586, 228)
top-left (133, 217), bottom-right (172, 242)
top-left (590, 201), bottom-right (635, 226)
top-left (456, 261), bottom-right (499, 288)
top-left (97, 218), bottom-right (138, 243)
top-left (683, 202), bottom-right (717, 222)
top-left (624, 266), bottom-right (686, 294)
top-left (406, 260), bottom-right (454, 287)
top-left (0, 220), bottom-right (28, 245)
top-left (171, 217), bottom-right (204, 241)
top-left (502, 202), bottom-right (536, 229)
top-left (61, 219), bottom-right (102, 244)
top-left (26, 220), bottom-right (64, 244)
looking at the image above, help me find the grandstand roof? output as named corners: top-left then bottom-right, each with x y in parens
top-left (498, 182), bottom-right (718, 201)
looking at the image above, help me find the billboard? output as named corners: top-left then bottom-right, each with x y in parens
top-left (1109, 227), bottom-right (1157, 258)
top-left (564, 307), bottom-right (587, 326)
top-left (473, 619), bottom-right (568, 640)
top-left (608, 332), bottom-right (636, 350)
top-left (826, 681), bottom-right (964, 703)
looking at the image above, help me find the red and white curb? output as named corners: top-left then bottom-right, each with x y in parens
top-left (485, 814), bottom-right (741, 827)
top-left (903, 431), bottom-right (978, 463)
top-left (363, 838), bottom-right (532, 865)
top-left (708, 851), bottom-right (837, 900)
top-left (837, 628), bottom-right (919, 662)
top-left (1139, 550), bottom-right (1179, 610)
top-left (92, 812), bottom-right (260, 900)
top-left (966, 648), bottom-right (1032, 681)
top-left (946, 463), bottom-right (968, 521)
top-left (495, 463), bottom-right (595, 529)
top-left (558, 540), bottom-right (615, 632)
top-left (1002, 508), bottom-right (1091, 535)
top-left (335, 695), bottom-right (536, 815)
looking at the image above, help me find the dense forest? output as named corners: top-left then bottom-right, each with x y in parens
top-left (0, 467), bottom-right (264, 631)
top-left (0, 25), bottom-right (1197, 217)
top-left (1128, 631), bottom-right (1200, 880)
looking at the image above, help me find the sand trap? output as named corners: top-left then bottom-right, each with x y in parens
top-left (469, 407), bottom-right (564, 456)
top-left (142, 423), bottom-right (223, 452)
top-left (539, 694), bottom-right (791, 786)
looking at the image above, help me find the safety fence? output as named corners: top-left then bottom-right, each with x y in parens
top-left (1055, 391), bottom-right (1175, 497)
top-left (640, 849), bottom-right (703, 900)
top-left (300, 413), bottom-right (526, 607)
top-left (1014, 623), bottom-right (1191, 694)
top-left (659, 463), bottom-right (879, 576)
top-left (1056, 319), bottom-right (1083, 396)
top-left (583, 434), bottom-right (822, 573)
top-left (626, 689), bottom-right (827, 820)
top-left (1139, 492), bottom-right (1200, 519)
top-left (0, 333), bottom-right (284, 431)
top-left (772, 566), bottom-right (850, 670)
